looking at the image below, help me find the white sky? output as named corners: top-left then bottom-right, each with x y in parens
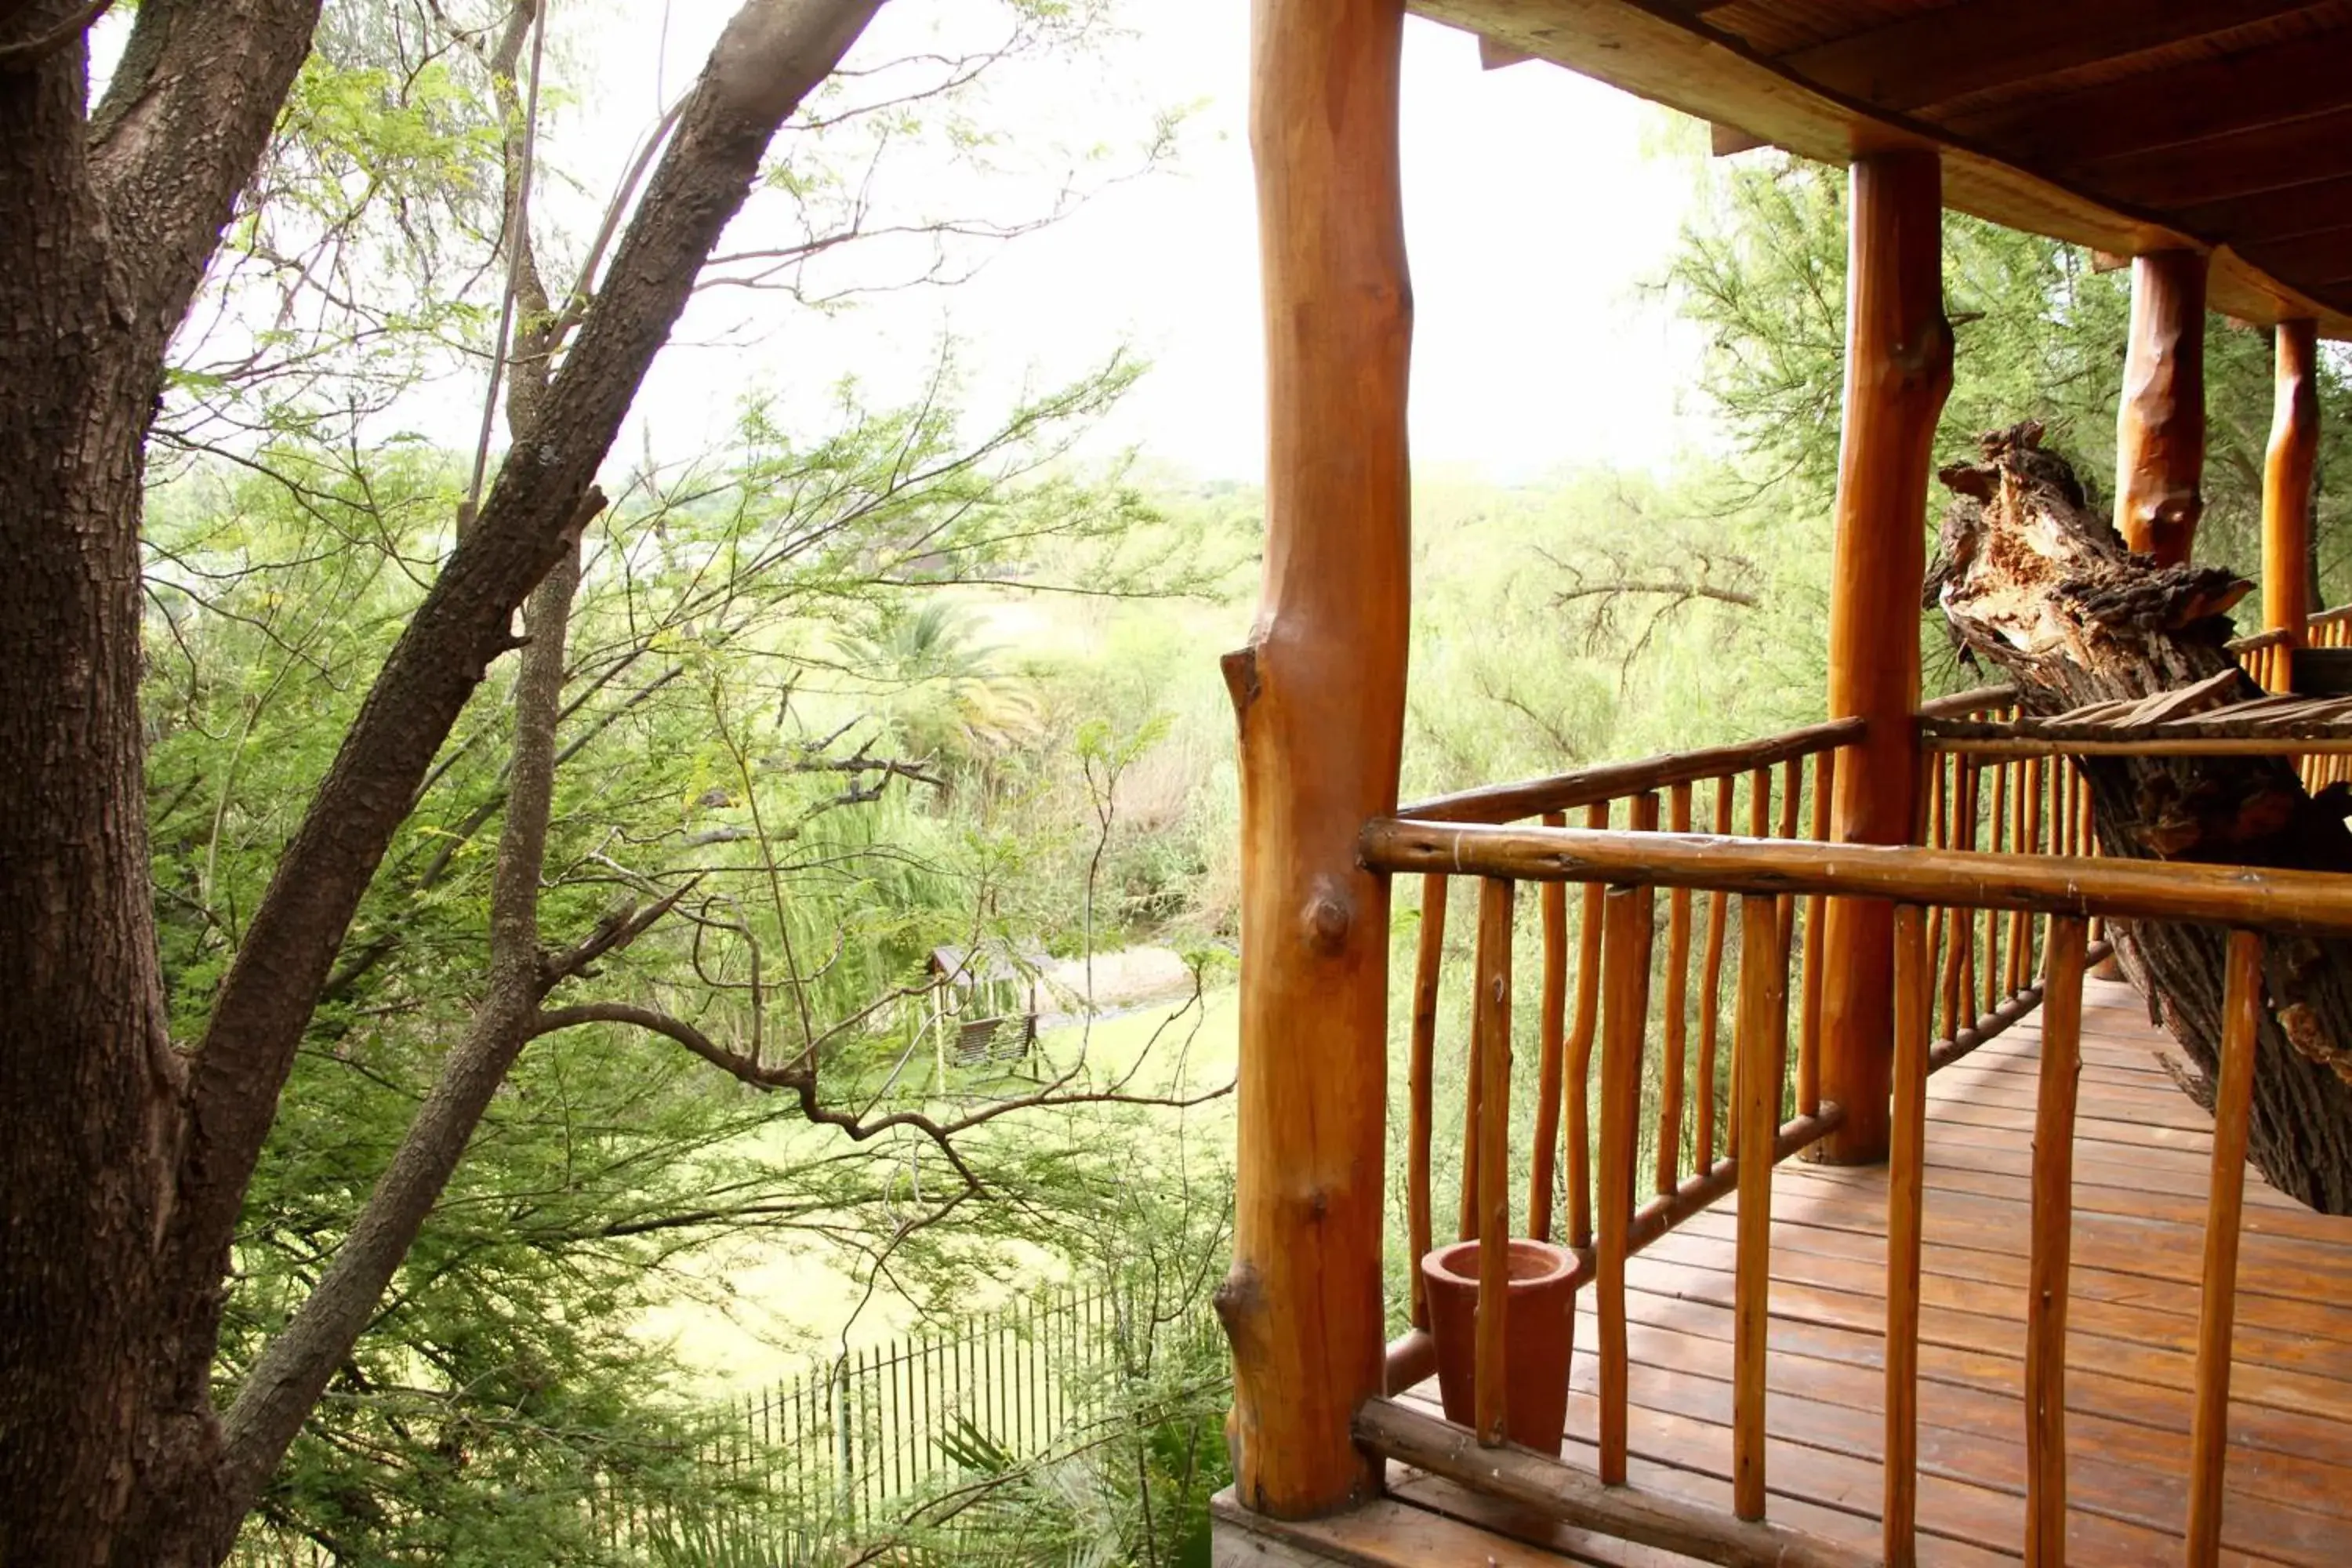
top-left (569, 1), bottom-right (1713, 485)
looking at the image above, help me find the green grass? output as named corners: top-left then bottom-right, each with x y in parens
top-left (640, 984), bottom-right (1240, 1392)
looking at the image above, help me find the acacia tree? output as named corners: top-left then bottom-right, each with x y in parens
top-left (0, 2), bottom-right (927, 1561)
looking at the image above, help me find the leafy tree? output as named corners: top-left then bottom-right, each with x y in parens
top-left (1666, 154), bottom-right (2352, 633)
top-left (1, 1), bottom-right (1210, 1563)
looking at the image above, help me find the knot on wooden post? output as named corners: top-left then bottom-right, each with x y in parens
top-left (1219, 644), bottom-right (1262, 720)
top-left (1301, 876), bottom-right (1353, 954)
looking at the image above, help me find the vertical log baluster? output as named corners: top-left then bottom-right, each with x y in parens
top-left (1457, 959), bottom-right (1483, 1243)
top-left (1732, 893), bottom-right (1788, 1522)
top-left (1567, 800), bottom-right (1609, 1252)
top-left (2027, 916), bottom-right (2088, 1567)
top-left (2186, 931), bottom-right (2265, 1566)
top-left (1657, 785), bottom-right (1694, 1194)
top-left (1885, 904), bottom-right (1933, 1567)
top-left (1696, 779), bottom-right (1733, 1169)
top-left (1942, 758), bottom-right (1977, 1041)
top-left (1774, 757), bottom-right (1802, 971)
top-left (1473, 877), bottom-right (1515, 1447)
top-left (1984, 759), bottom-right (2010, 1015)
top-left (1923, 756), bottom-right (1947, 1029)
top-left (1595, 872), bottom-right (1656, 1486)
top-left (1406, 872), bottom-right (1446, 1328)
top-left (1529, 815), bottom-right (1570, 1241)
top-left (1798, 748), bottom-right (1835, 1119)
top-left (2007, 759), bottom-right (2034, 995)
top-left (1733, 771), bottom-right (1769, 1161)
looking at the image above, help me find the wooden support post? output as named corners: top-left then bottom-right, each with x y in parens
top-left (1220, 0), bottom-right (1410, 1518)
top-left (1819, 149), bottom-right (1951, 1165)
top-left (2026, 916), bottom-right (2087, 1568)
top-left (2115, 249), bottom-right (2209, 567)
top-left (2263, 319), bottom-right (2319, 650)
top-left (2186, 931), bottom-right (2264, 1568)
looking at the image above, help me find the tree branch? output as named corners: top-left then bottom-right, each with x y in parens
top-left (88, 0), bottom-right (326, 333)
top-left (168, 0), bottom-right (887, 1354)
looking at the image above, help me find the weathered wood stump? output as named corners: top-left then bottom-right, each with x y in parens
top-left (1930, 423), bottom-right (2352, 1213)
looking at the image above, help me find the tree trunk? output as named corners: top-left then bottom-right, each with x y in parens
top-left (1929, 423), bottom-right (2352, 1212)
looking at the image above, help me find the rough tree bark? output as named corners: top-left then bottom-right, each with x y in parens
top-left (1929, 423), bottom-right (2352, 1213)
top-left (0, 2), bottom-right (885, 1563)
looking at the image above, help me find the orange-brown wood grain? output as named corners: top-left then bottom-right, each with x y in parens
top-left (2263, 319), bottom-right (2319, 644)
top-left (1530, 816), bottom-right (1569, 1242)
top-left (1733, 893), bottom-right (1788, 1521)
top-left (2187, 930), bottom-right (2266, 1566)
top-left (1568, 800), bottom-right (1608, 1252)
top-left (1222, 0), bottom-right (1408, 1515)
top-left (1406, 872), bottom-right (1446, 1329)
top-left (2026, 917), bottom-right (2088, 1567)
top-left (1596, 879), bottom-right (1656, 1485)
top-left (1884, 904), bottom-right (1933, 1567)
top-left (2116, 249), bottom-right (2209, 567)
top-left (1820, 149), bottom-right (1951, 1164)
top-left (1473, 877), bottom-right (1515, 1447)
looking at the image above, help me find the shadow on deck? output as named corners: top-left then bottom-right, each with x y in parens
top-left (1214, 978), bottom-right (2352, 1566)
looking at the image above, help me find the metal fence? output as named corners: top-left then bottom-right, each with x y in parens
top-left (240, 1276), bottom-right (1222, 1566)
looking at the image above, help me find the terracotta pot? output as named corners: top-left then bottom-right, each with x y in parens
top-left (1419, 1237), bottom-right (1577, 1453)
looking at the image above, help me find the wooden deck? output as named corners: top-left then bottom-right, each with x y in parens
top-left (1218, 977), bottom-right (2352, 1566)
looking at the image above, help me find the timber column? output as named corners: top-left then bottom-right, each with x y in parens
top-left (2263, 318), bottom-right (2319, 642)
top-left (2115, 250), bottom-right (2209, 567)
top-left (1218, 0), bottom-right (1410, 1518)
top-left (1818, 150), bottom-right (1951, 1165)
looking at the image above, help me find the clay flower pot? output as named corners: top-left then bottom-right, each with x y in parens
top-left (1420, 1237), bottom-right (1578, 1453)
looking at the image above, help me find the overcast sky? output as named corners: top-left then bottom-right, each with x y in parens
top-left (559, 1), bottom-right (1715, 486)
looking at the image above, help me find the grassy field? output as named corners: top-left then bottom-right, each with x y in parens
top-left (641, 982), bottom-right (1240, 1391)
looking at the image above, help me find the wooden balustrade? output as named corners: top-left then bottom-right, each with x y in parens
top-left (1375, 725), bottom-right (2345, 1563)
top-left (1391, 738), bottom-right (1848, 1457)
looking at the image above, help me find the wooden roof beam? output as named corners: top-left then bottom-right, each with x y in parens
top-left (1945, 29), bottom-right (2352, 170)
top-left (1406, 1), bottom-right (2352, 336)
top-left (1778, 0), bottom-right (2311, 114)
top-left (2081, 103), bottom-right (2352, 209)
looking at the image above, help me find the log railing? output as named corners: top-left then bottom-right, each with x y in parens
top-left (1389, 723), bottom-right (1858, 1399)
top-left (1356, 815), bottom-right (2352, 1568)
top-left (1915, 687), bottom-right (2103, 1063)
top-left (2228, 625), bottom-right (2293, 694)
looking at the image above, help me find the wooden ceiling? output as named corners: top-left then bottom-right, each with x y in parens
top-left (1414, 0), bottom-right (2352, 336)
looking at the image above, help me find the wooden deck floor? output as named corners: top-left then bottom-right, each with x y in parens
top-left (1234, 977), bottom-right (2352, 1566)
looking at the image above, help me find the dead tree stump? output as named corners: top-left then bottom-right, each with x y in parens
top-left (1930, 422), bottom-right (2352, 1213)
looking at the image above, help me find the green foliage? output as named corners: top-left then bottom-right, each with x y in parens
top-left (1667, 154), bottom-right (2352, 632)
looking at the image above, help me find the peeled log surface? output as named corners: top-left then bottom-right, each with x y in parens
top-left (1931, 423), bottom-right (2352, 1214)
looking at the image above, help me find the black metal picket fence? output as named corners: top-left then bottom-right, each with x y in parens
top-left (232, 1275), bottom-right (1222, 1566)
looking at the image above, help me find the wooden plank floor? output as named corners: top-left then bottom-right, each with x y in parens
top-left (1385, 977), bottom-right (2352, 1566)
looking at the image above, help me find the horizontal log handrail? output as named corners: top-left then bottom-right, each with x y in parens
top-left (1914, 683), bottom-right (2016, 719)
top-left (1359, 820), bottom-right (2352, 937)
top-left (1396, 717), bottom-right (1864, 825)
